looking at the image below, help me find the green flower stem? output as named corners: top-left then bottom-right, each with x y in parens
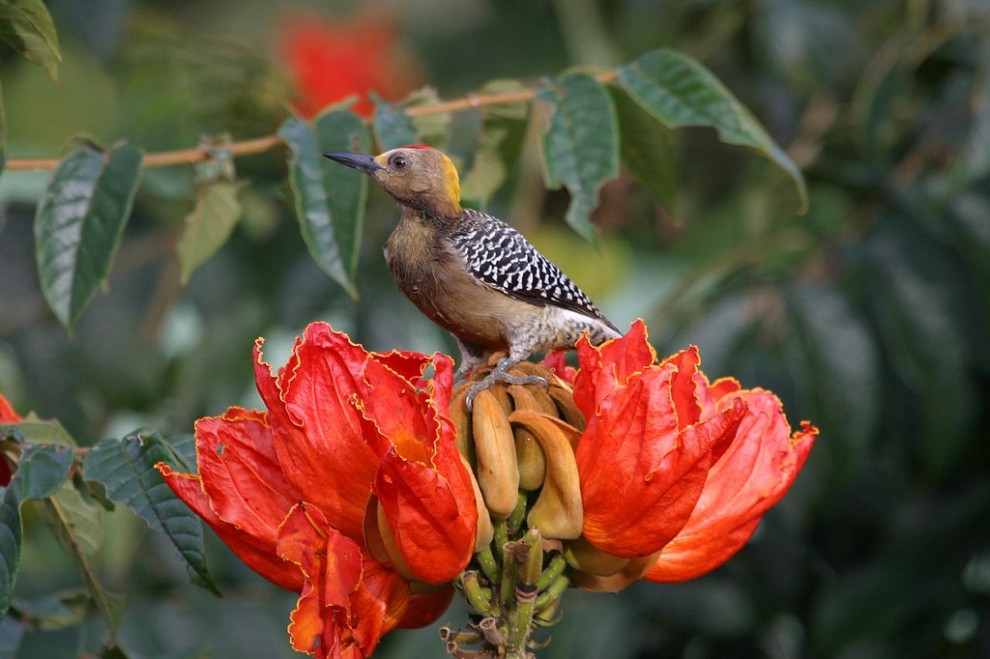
top-left (462, 571), bottom-right (498, 617)
top-left (534, 572), bottom-right (569, 612)
top-left (536, 554), bottom-right (567, 590)
top-left (507, 493), bottom-right (527, 535)
top-left (477, 546), bottom-right (500, 585)
top-left (506, 529), bottom-right (544, 656)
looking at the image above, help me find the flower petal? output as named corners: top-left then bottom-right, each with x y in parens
top-left (397, 586), bottom-right (455, 629)
top-left (577, 365), bottom-right (746, 557)
top-left (646, 390), bottom-right (818, 582)
top-left (256, 323), bottom-right (379, 539)
top-left (349, 558), bottom-right (410, 655)
top-left (374, 440), bottom-right (477, 584)
top-left (279, 504), bottom-right (364, 658)
top-left (194, 408), bottom-right (299, 543)
top-left (660, 346), bottom-right (705, 430)
top-left (0, 393), bottom-right (21, 422)
top-left (573, 319), bottom-right (655, 414)
top-left (542, 351), bottom-right (576, 384)
top-left (157, 465), bottom-right (302, 591)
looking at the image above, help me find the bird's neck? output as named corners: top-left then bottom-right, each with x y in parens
top-left (397, 203), bottom-right (461, 229)
top-left (393, 191), bottom-right (461, 222)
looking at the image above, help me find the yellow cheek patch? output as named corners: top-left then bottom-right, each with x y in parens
top-left (438, 153), bottom-right (461, 204)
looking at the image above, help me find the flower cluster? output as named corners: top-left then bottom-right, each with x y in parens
top-left (158, 324), bottom-right (480, 658)
top-left (162, 320), bottom-right (817, 657)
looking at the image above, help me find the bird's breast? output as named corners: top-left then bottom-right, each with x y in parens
top-left (384, 221), bottom-right (524, 350)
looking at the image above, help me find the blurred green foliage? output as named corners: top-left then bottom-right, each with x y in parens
top-left (0, 0), bottom-right (988, 657)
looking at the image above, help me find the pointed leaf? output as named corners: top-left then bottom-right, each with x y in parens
top-left (461, 79), bottom-right (530, 204)
top-left (0, 80), bottom-right (6, 174)
top-left (168, 433), bottom-right (198, 473)
top-left (34, 144), bottom-right (143, 327)
top-left (0, 0), bottom-right (61, 82)
top-left (617, 48), bottom-right (807, 212)
top-left (35, 483), bottom-right (123, 634)
top-left (279, 115), bottom-right (358, 298)
top-left (610, 84), bottom-right (677, 212)
top-left (0, 612), bottom-right (24, 658)
top-left (372, 93), bottom-right (417, 151)
top-left (176, 180), bottom-right (243, 284)
top-left (1, 442), bottom-right (74, 618)
top-left (10, 444), bottom-right (72, 500)
top-left (83, 430), bottom-right (220, 595)
top-left (406, 87), bottom-right (451, 149)
top-left (0, 487), bottom-right (21, 620)
top-left (537, 72), bottom-right (619, 241)
top-left (313, 108), bottom-right (370, 281)
top-left (9, 414), bottom-right (76, 447)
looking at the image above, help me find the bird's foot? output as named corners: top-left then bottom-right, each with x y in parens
top-left (465, 364), bottom-right (548, 410)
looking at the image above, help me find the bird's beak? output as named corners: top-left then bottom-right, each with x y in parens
top-left (323, 151), bottom-right (383, 174)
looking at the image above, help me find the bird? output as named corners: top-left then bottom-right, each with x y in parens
top-left (324, 145), bottom-right (622, 406)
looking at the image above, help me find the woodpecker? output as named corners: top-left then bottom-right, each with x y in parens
top-left (324, 146), bottom-right (621, 405)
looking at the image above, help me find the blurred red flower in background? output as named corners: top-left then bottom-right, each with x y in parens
top-left (159, 323), bottom-right (478, 658)
top-left (277, 10), bottom-right (419, 118)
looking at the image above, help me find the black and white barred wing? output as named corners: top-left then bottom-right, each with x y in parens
top-left (449, 209), bottom-right (613, 325)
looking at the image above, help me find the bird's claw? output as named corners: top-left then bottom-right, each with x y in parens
top-left (465, 370), bottom-right (548, 410)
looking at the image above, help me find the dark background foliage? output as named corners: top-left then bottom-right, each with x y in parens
top-left (1, 0), bottom-right (988, 657)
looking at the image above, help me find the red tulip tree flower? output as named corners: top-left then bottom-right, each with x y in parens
top-left (163, 320), bottom-right (817, 658)
top-left (158, 323), bottom-right (480, 658)
top-left (568, 320), bottom-right (817, 588)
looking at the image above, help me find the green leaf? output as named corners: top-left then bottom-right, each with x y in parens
top-left (788, 283), bottom-right (879, 485)
top-left (7, 414), bottom-right (77, 447)
top-left (313, 109), bottom-right (371, 282)
top-left (461, 79), bottom-right (530, 204)
top-left (537, 72), bottom-right (620, 241)
top-left (0, 0), bottom-right (61, 82)
top-left (0, 612), bottom-right (24, 658)
top-left (609, 84), bottom-right (677, 212)
top-left (617, 48), bottom-right (807, 212)
top-left (34, 144), bottom-right (143, 327)
top-left (35, 482), bottom-right (123, 634)
top-left (372, 93), bottom-right (418, 152)
top-left (0, 487), bottom-right (21, 621)
top-left (83, 430), bottom-right (220, 596)
top-left (0, 79), bottom-right (6, 174)
top-left (168, 433), bottom-right (198, 472)
top-left (1, 441), bottom-right (74, 618)
top-left (406, 88), bottom-right (451, 149)
top-left (279, 115), bottom-right (359, 298)
top-left (864, 223), bottom-right (976, 478)
top-left (176, 180), bottom-right (243, 284)
top-left (10, 444), bottom-right (72, 500)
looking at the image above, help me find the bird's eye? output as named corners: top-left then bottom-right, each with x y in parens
top-left (390, 154), bottom-right (408, 170)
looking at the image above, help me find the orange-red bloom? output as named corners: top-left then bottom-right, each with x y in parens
top-left (276, 10), bottom-right (418, 119)
top-left (572, 320), bottom-right (817, 581)
top-left (0, 394), bottom-right (19, 424)
top-left (158, 323), bottom-right (477, 658)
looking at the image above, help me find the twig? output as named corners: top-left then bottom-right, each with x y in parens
top-left (3, 71), bottom-right (619, 172)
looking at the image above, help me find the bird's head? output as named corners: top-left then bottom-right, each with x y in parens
top-left (325, 145), bottom-right (462, 219)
